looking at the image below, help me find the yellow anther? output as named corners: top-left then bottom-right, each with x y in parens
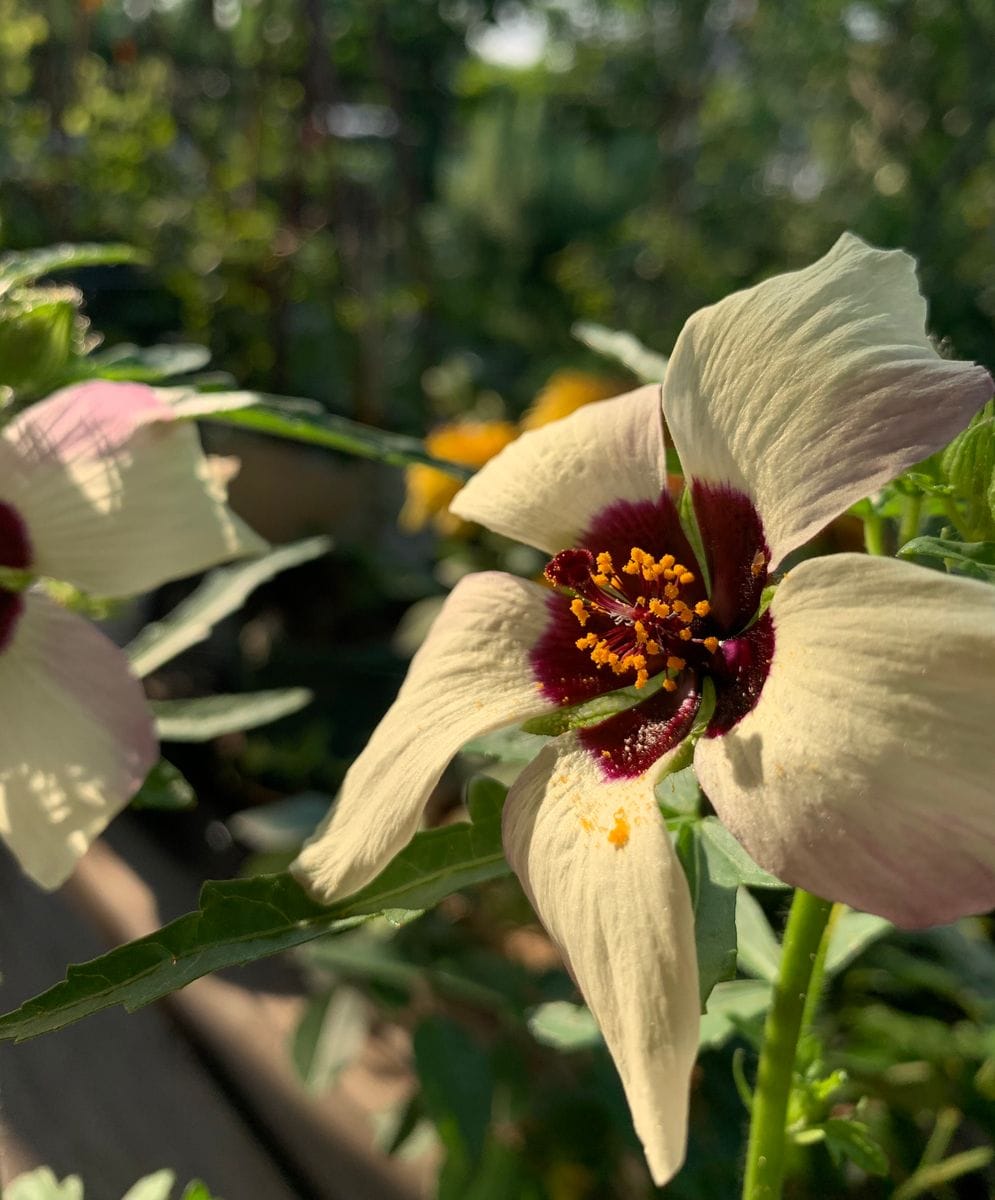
top-left (607, 808), bottom-right (630, 848)
top-left (645, 639), bottom-right (661, 656)
top-left (679, 571), bottom-right (696, 586)
top-left (570, 597), bottom-right (589, 626)
top-left (751, 550), bottom-right (766, 577)
top-left (635, 668), bottom-right (649, 689)
top-left (672, 563), bottom-right (686, 577)
top-left (666, 655), bottom-right (686, 672)
top-left (664, 583), bottom-right (679, 600)
top-left (694, 599), bottom-right (711, 617)
top-left (596, 551), bottom-right (615, 574)
top-left (636, 595), bottom-right (647, 607)
top-left (672, 600), bottom-right (693, 624)
top-left (601, 750), bottom-right (612, 760)
top-left (660, 554), bottom-right (675, 570)
top-left (575, 633), bottom-right (598, 650)
top-left (633, 620), bottom-right (648, 644)
top-left (704, 636), bottom-right (720, 653)
top-left (662, 677), bottom-right (678, 692)
top-left (592, 573), bottom-right (610, 587)
top-left (662, 567), bottom-right (675, 581)
top-left (648, 599), bottom-right (670, 618)
top-left (679, 627), bottom-right (692, 641)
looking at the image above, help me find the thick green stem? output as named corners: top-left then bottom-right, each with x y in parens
top-left (897, 494), bottom-right (923, 548)
top-left (741, 889), bottom-right (834, 1200)
top-left (862, 511), bottom-right (887, 557)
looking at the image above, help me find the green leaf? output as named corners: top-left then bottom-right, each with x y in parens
top-left (526, 1000), bottom-right (602, 1051)
top-left (120, 1171), bottom-right (177, 1200)
top-left (414, 1015), bottom-right (493, 1166)
top-left (460, 725), bottom-right (549, 764)
top-left (824, 910), bottom-right (892, 976)
top-left (228, 792), bottom-right (329, 850)
top-left (126, 537), bottom-right (331, 677)
top-left (291, 986), bottom-right (368, 1093)
top-left (86, 342), bottom-right (212, 382)
top-left (5, 1169), bottom-right (85, 1200)
top-left (522, 674), bottom-right (667, 736)
top-left (0, 243), bottom-right (146, 294)
top-left (571, 321), bottom-right (669, 383)
top-left (897, 536), bottom-right (995, 582)
top-left (675, 822), bottom-right (738, 1006)
top-left (892, 1148), bottom-right (995, 1200)
top-left (152, 688), bottom-right (313, 742)
top-left (821, 1118), bottom-right (889, 1176)
top-left (130, 758), bottom-right (197, 811)
top-left (204, 402), bottom-right (472, 477)
top-left (0, 780), bottom-right (509, 1041)
top-left (699, 979), bottom-right (771, 1050)
top-left (180, 1185), bottom-right (218, 1200)
top-left (735, 889), bottom-right (782, 983)
top-left (698, 818), bottom-right (787, 889)
top-left (655, 763), bottom-right (702, 819)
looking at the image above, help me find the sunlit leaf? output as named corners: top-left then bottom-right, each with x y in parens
top-left (152, 688), bottom-right (312, 742)
top-left (130, 758), bottom-right (196, 811)
top-left (527, 1000), bottom-right (602, 1051)
top-left (126, 536), bottom-right (331, 677)
top-left (898, 536), bottom-right (995, 582)
top-left (0, 780), bottom-right (509, 1041)
top-left (572, 320), bottom-right (669, 383)
top-left (0, 243), bottom-right (145, 294)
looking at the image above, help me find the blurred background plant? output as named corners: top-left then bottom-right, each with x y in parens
top-left (2, 1), bottom-right (995, 1197)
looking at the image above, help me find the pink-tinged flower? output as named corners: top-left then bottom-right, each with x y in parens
top-left (0, 381), bottom-right (266, 889)
top-left (292, 235), bottom-right (995, 1183)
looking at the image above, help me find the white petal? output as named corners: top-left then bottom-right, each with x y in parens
top-left (2, 381), bottom-right (267, 595)
top-left (292, 572), bottom-right (555, 902)
top-left (694, 553), bottom-right (995, 927)
top-left (664, 234), bottom-right (993, 568)
top-left (0, 593), bottom-right (157, 888)
top-left (450, 386), bottom-right (667, 553)
top-left (503, 736), bottom-right (699, 1185)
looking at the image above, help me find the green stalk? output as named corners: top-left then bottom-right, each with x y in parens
top-left (897, 494), bottom-right (923, 548)
top-left (861, 510), bottom-right (887, 557)
top-left (741, 889), bottom-right (834, 1200)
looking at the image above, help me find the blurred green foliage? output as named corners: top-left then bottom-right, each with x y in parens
top-left (2, 0), bottom-right (993, 432)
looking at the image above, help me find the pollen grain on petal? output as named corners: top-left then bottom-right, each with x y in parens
top-left (607, 808), bottom-right (630, 848)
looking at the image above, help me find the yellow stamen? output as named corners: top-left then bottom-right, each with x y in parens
top-left (704, 636), bottom-right (720, 653)
top-left (662, 677), bottom-right (678, 691)
top-left (635, 668), bottom-right (649, 688)
top-left (679, 571), bottom-right (695, 586)
top-left (645, 639), bottom-right (661, 656)
top-left (575, 633), bottom-right (598, 650)
top-left (570, 597), bottom-right (588, 626)
top-left (679, 627), bottom-right (692, 641)
top-left (648, 599), bottom-right (670, 618)
top-left (666, 655), bottom-right (686, 672)
top-left (694, 599), bottom-right (711, 617)
top-left (751, 550), bottom-right (766, 577)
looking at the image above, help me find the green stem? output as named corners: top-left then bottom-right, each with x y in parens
top-left (862, 510), bottom-right (887, 557)
top-left (741, 889), bottom-right (834, 1200)
top-left (897, 494), bottom-right (923, 548)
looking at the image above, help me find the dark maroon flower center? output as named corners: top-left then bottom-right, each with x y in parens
top-left (531, 487), bottom-right (775, 779)
top-left (0, 499), bottom-right (32, 654)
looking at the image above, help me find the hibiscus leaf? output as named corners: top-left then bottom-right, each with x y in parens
top-left (152, 688), bottom-right (313, 741)
top-left (203, 402), bottom-right (473, 476)
top-left (698, 818), bottom-right (787, 889)
top-left (675, 822), bottom-right (738, 1007)
top-left (129, 758), bottom-right (197, 811)
top-left (527, 1000), bottom-right (602, 1051)
top-left (897, 536), bottom-right (995, 582)
top-left (0, 242), bottom-right (146, 294)
top-left (0, 780), bottom-right (510, 1042)
top-left (84, 342), bottom-right (212, 382)
top-left (126, 536), bottom-right (331, 677)
top-left (698, 978), bottom-right (772, 1051)
top-left (820, 1118), bottom-right (890, 1176)
top-left (571, 320), bottom-right (669, 383)
top-left (735, 888), bottom-right (782, 982)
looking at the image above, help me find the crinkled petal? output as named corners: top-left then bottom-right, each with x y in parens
top-left (2, 381), bottom-right (266, 595)
top-left (503, 736), bottom-right (699, 1185)
top-left (664, 234), bottom-right (993, 569)
top-left (0, 592), bottom-right (157, 888)
top-left (293, 572), bottom-right (555, 902)
top-left (694, 554), bottom-right (995, 927)
top-left (450, 386), bottom-right (668, 554)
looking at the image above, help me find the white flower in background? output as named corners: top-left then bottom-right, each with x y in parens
top-left (293, 235), bottom-right (995, 1184)
top-left (0, 381), bottom-right (266, 889)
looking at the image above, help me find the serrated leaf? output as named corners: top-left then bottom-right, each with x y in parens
top-left (821, 1118), bottom-right (889, 1176)
top-left (204, 402), bottom-right (472, 476)
top-left (0, 244), bottom-right (144, 294)
top-left (897, 536), bottom-right (995, 582)
top-left (0, 782), bottom-right (509, 1041)
top-left (698, 818), bottom-right (787, 889)
top-left (735, 888), bottom-right (782, 982)
top-left (675, 822), bottom-right (738, 1006)
top-left (126, 537), bottom-right (330, 677)
top-left (153, 688), bottom-right (312, 741)
top-left (698, 979), bottom-right (771, 1050)
top-left (130, 758), bottom-right (196, 811)
top-left (120, 1171), bottom-right (176, 1200)
top-left (527, 1000), bottom-right (602, 1051)
top-left (571, 321), bottom-right (669, 382)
